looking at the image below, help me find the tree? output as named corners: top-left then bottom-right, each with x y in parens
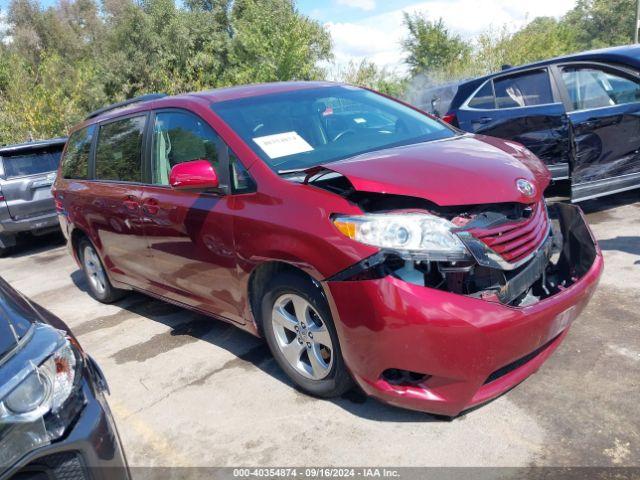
top-left (564, 0), bottom-right (636, 49)
top-left (330, 59), bottom-right (406, 97)
top-left (401, 12), bottom-right (471, 74)
top-left (472, 18), bottom-right (577, 76)
top-left (225, 0), bottom-right (332, 84)
top-left (0, 53), bottom-right (104, 143)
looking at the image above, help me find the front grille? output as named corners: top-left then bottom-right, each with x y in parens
top-left (484, 334), bottom-right (560, 385)
top-left (12, 452), bottom-right (87, 480)
top-left (467, 200), bottom-right (549, 265)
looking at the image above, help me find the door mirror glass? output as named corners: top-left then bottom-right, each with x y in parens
top-left (169, 159), bottom-right (219, 190)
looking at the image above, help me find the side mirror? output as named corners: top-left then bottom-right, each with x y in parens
top-left (169, 160), bottom-right (219, 190)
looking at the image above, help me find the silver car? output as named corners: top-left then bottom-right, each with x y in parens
top-left (0, 138), bottom-right (66, 255)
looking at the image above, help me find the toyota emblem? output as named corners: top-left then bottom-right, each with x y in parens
top-left (516, 179), bottom-right (536, 197)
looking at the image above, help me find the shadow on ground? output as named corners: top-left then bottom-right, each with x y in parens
top-left (3, 231), bottom-right (65, 258)
top-left (579, 189), bottom-right (640, 215)
top-left (598, 236), bottom-right (640, 263)
top-left (69, 269), bottom-right (452, 423)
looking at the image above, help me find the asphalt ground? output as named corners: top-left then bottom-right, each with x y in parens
top-left (1, 190), bottom-right (638, 471)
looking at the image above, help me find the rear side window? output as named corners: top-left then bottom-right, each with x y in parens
top-left (151, 111), bottom-right (219, 185)
top-left (494, 69), bottom-right (553, 109)
top-left (468, 81), bottom-right (495, 109)
top-left (62, 126), bottom-right (95, 179)
top-left (0, 149), bottom-right (62, 178)
top-left (95, 116), bottom-right (146, 182)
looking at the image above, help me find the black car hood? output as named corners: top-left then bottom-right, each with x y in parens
top-left (0, 278), bottom-right (38, 360)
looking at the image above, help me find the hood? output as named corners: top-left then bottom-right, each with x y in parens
top-left (0, 277), bottom-right (67, 360)
top-left (317, 135), bottom-right (551, 206)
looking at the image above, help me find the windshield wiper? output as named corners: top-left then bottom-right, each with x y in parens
top-left (277, 167), bottom-right (308, 175)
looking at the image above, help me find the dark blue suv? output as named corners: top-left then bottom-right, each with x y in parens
top-left (422, 45), bottom-right (640, 202)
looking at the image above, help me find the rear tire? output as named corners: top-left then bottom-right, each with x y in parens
top-left (261, 271), bottom-right (353, 398)
top-left (78, 238), bottom-right (126, 303)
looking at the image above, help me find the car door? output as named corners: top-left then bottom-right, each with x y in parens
top-left (456, 68), bottom-right (571, 180)
top-left (139, 109), bottom-right (244, 323)
top-left (555, 62), bottom-right (640, 201)
top-left (88, 113), bottom-right (153, 287)
top-left (0, 145), bottom-right (62, 221)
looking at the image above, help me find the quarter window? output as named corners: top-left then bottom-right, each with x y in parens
top-left (494, 70), bottom-right (553, 109)
top-left (95, 116), bottom-right (146, 182)
top-left (230, 151), bottom-right (256, 193)
top-left (561, 66), bottom-right (640, 111)
top-left (468, 81), bottom-right (495, 109)
top-left (62, 126), bottom-right (95, 179)
top-left (151, 111), bottom-right (219, 185)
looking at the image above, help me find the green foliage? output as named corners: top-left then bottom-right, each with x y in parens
top-left (227, 0), bottom-right (332, 84)
top-left (0, 0), bottom-right (332, 144)
top-left (565, 0), bottom-right (636, 49)
top-left (0, 0), bottom-right (638, 144)
top-left (401, 12), bottom-right (471, 74)
top-left (0, 52), bottom-right (104, 144)
top-left (332, 59), bottom-right (407, 98)
top-left (401, 0), bottom-right (639, 84)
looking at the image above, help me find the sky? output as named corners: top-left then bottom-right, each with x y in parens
top-left (297, 0), bottom-right (577, 72)
top-left (0, 0), bottom-right (578, 70)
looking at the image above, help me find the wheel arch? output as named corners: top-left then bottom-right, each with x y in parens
top-left (246, 260), bottom-right (325, 336)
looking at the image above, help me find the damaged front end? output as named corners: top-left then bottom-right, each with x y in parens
top-left (312, 171), bottom-right (598, 307)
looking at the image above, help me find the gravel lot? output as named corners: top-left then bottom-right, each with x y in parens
top-left (1, 191), bottom-right (638, 469)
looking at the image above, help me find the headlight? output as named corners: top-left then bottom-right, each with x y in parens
top-left (333, 212), bottom-right (470, 261)
top-left (0, 338), bottom-right (79, 424)
top-left (0, 325), bottom-right (84, 473)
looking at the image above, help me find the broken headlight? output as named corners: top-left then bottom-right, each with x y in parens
top-left (333, 212), bottom-right (470, 261)
top-left (0, 339), bottom-right (78, 423)
top-left (0, 325), bottom-right (84, 471)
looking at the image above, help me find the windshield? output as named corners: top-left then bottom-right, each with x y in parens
top-left (211, 86), bottom-right (456, 173)
top-left (0, 149), bottom-right (62, 178)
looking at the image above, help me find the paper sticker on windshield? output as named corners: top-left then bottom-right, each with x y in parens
top-left (253, 132), bottom-right (313, 159)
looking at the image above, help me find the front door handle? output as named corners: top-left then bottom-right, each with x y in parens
top-left (123, 195), bottom-right (139, 212)
top-left (142, 198), bottom-right (160, 216)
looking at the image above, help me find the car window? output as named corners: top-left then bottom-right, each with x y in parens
top-left (62, 126), bottom-right (95, 180)
top-left (151, 111), bottom-right (220, 185)
top-left (95, 116), bottom-right (146, 182)
top-left (0, 148), bottom-right (62, 178)
top-left (561, 66), bottom-right (640, 111)
top-left (211, 86), bottom-right (455, 173)
top-left (230, 150), bottom-right (256, 193)
top-left (468, 81), bottom-right (495, 109)
top-left (494, 69), bottom-right (553, 109)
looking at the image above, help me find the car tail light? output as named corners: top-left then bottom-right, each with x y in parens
top-left (53, 193), bottom-right (64, 212)
top-left (442, 113), bottom-right (457, 125)
top-left (0, 195), bottom-right (4, 202)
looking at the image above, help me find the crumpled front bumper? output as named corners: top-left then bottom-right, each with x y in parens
top-left (324, 204), bottom-right (603, 417)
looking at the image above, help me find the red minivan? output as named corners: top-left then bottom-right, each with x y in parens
top-left (53, 82), bottom-right (603, 416)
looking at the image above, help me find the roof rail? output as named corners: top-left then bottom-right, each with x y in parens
top-left (85, 93), bottom-right (167, 120)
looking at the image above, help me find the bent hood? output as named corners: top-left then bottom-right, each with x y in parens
top-left (318, 134), bottom-right (551, 206)
top-left (0, 277), bottom-right (70, 361)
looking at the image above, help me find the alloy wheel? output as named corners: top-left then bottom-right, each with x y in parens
top-left (271, 293), bottom-right (334, 380)
top-left (83, 245), bottom-right (107, 296)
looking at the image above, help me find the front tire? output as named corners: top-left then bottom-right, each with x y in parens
top-left (261, 271), bottom-right (353, 398)
top-left (78, 238), bottom-right (126, 303)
